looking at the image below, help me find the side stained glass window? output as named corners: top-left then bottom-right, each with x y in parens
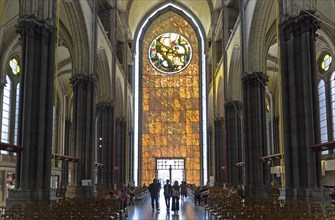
top-left (14, 83), bottom-right (20, 145)
top-left (1, 76), bottom-right (12, 154)
top-left (318, 80), bottom-right (328, 155)
top-left (331, 72), bottom-right (335, 153)
top-left (1, 58), bottom-right (21, 154)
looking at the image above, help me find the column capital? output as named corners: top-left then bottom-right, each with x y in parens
top-left (17, 15), bottom-right (55, 39)
top-left (96, 102), bottom-right (114, 117)
top-left (96, 101), bottom-right (114, 108)
top-left (70, 74), bottom-right (95, 88)
top-left (214, 116), bottom-right (224, 122)
top-left (224, 100), bottom-right (242, 108)
top-left (241, 72), bottom-right (267, 85)
top-left (280, 10), bottom-right (319, 41)
top-left (116, 116), bottom-right (126, 123)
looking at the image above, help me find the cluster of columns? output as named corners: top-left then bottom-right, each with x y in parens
top-left (279, 11), bottom-right (321, 199)
top-left (7, 11), bottom-right (56, 206)
top-left (66, 74), bottom-right (96, 198)
top-left (221, 10), bottom-right (321, 200)
top-left (242, 72), bottom-right (269, 198)
top-left (6, 0), bottom-right (129, 207)
top-left (225, 101), bottom-right (242, 186)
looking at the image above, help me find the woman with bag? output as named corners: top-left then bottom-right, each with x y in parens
top-left (171, 180), bottom-right (181, 214)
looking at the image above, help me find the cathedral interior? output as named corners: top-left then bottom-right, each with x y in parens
top-left (0, 0), bottom-right (335, 211)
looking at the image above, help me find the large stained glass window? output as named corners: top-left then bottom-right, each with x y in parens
top-left (149, 32), bottom-right (192, 74)
top-left (141, 12), bottom-right (201, 186)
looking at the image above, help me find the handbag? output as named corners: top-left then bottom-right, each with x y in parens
top-left (172, 188), bottom-right (180, 197)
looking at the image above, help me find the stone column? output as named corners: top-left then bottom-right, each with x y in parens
top-left (128, 128), bottom-right (134, 183)
top-left (207, 127), bottom-right (213, 180)
top-left (61, 119), bottom-right (71, 187)
top-left (120, 118), bottom-right (126, 184)
top-left (115, 117), bottom-right (126, 185)
top-left (279, 11), bottom-right (321, 199)
top-left (214, 117), bottom-right (226, 185)
top-left (7, 13), bottom-right (56, 207)
top-left (96, 102), bottom-right (114, 189)
top-left (225, 101), bottom-right (242, 186)
top-left (242, 72), bottom-right (269, 198)
top-left (67, 74), bottom-right (95, 198)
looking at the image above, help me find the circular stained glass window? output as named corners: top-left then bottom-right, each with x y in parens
top-left (9, 58), bottom-right (20, 75)
top-left (149, 32), bottom-right (192, 74)
top-left (321, 54), bottom-right (332, 71)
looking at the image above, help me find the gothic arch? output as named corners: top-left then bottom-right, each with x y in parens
top-left (227, 46), bottom-right (241, 102)
top-left (61, 0), bottom-right (92, 76)
top-left (114, 76), bottom-right (124, 118)
top-left (216, 77), bottom-right (224, 117)
top-left (134, 2), bottom-right (208, 185)
top-left (96, 48), bottom-right (112, 103)
top-left (128, 0), bottom-right (211, 39)
top-left (0, 0), bottom-right (20, 80)
top-left (245, 0), bottom-right (275, 73)
top-left (55, 20), bottom-right (75, 120)
top-left (0, 37), bottom-right (20, 80)
top-left (134, 3), bottom-right (206, 44)
top-left (316, 29), bottom-right (335, 60)
top-left (264, 20), bottom-right (280, 117)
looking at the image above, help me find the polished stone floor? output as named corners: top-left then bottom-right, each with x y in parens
top-left (126, 190), bottom-right (210, 220)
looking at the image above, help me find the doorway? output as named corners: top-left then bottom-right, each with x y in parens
top-left (156, 158), bottom-right (185, 186)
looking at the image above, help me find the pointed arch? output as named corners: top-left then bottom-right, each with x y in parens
top-left (96, 48), bottom-right (112, 103)
top-left (216, 77), bottom-right (224, 117)
top-left (133, 2), bottom-right (208, 185)
top-left (245, 0), bottom-right (274, 73)
top-left (227, 46), bottom-right (241, 101)
top-left (115, 76), bottom-right (124, 118)
top-left (61, 0), bottom-right (92, 75)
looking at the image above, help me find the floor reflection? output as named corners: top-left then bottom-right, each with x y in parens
top-left (126, 190), bottom-right (209, 220)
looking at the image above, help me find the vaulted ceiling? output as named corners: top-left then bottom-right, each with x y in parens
top-left (119, 0), bottom-right (218, 39)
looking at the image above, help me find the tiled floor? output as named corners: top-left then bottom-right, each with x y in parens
top-left (126, 190), bottom-right (210, 220)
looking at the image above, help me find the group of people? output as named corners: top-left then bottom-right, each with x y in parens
top-left (148, 179), bottom-right (188, 215)
top-left (105, 184), bottom-right (138, 217)
top-left (193, 185), bottom-right (210, 206)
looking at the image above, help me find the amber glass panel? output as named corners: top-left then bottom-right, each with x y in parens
top-left (141, 12), bottom-right (201, 186)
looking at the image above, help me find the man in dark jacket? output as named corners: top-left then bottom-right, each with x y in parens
top-left (163, 179), bottom-right (172, 212)
top-left (148, 178), bottom-right (160, 212)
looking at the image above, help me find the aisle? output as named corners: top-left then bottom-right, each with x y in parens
top-left (126, 190), bottom-right (210, 220)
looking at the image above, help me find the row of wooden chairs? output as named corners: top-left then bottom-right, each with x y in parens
top-left (200, 187), bottom-right (335, 220)
top-left (1, 197), bottom-right (121, 220)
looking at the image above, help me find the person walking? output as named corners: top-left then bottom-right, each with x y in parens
top-left (180, 181), bottom-right (187, 200)
top-left (194, 186), bottom-right (201, 205)
top-left (163, 179), bottom-right (172, 212)
top-left (148, 178), bottom-right (160, 212)
top-left (171, 180), bottom-right (181, 215)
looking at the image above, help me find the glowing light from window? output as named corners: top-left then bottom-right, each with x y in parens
top-left (149, 32), bottom-right (192, 74)
top-left (9, 58), bottom-right (20, 75)
top-left (135, 3), bottom-right (207, 186)
top-left (321, 54), bottom-right (332, 71)
top-left (318, 80), bottom-right (328, 155)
